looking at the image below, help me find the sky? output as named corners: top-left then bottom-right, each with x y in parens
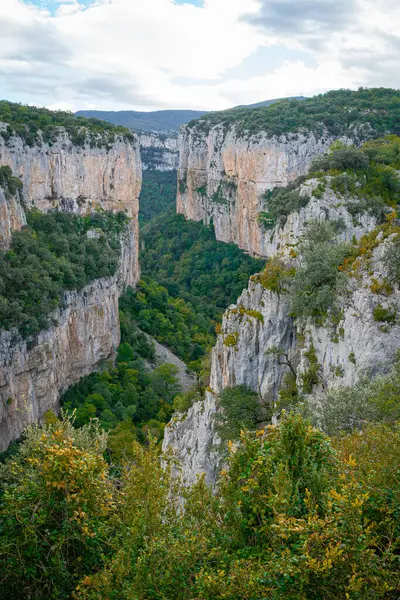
top-left (0, 0), bottom-right (399, 112)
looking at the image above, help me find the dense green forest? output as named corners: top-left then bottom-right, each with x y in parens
top-left (139, 170), bottom-right (177, 223)
top-left (140, 210), bottom-right (264, 321)
top-left (0, 209), bottom-right (127, 337)
top-left (0, 101), bottom-right (134, 147)
top-left (61, 330), bottom-right (182, 459)
top-left (189, 88), bottom-right (400, 138)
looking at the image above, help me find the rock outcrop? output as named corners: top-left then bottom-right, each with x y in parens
top-left (138, 132), bottom-right (179, 171)
top-left (0, 276), bottom-right (121, 451)
top-left (177, 126), bottom-right (344, 257)
top-left (0, 127), bottom-right (142, 449)
top-left (0, 186), bottom-right (26, 248)
top-left (164, 183), bottom-right (400, 485)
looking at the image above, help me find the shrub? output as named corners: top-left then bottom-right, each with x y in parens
top-left (303, 355), bottom-right (400, 435)
top-left (289, 222), bottom-right (350, 319)
top-left (0, 165), bottom-right (22, 197)
top-left (0, 415), bottom-right (112, 599)
top-left (257, 257), bottom-right (295, 294)
top-left (215, 385), bottom-right (262, 442)
top-left (373, 303), bottom-right (397, 323)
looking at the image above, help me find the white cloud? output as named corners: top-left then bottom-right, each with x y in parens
top-left (0, 0), bottom-right (399, 112)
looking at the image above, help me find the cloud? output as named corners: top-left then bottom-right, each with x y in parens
top-left (245, 0), bottom-right (356, 36)
top-left (0, 0), bottom-right (399, 112)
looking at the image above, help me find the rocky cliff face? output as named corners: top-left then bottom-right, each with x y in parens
top-left (0, 128), bottom-right (141, 283)
top-left (177, 126), bottom-right (343, 257)
top-left (0, 276), bottom-right (121, 451)
top-left (138, 132), bottom-right (179, 171)
top-left (0, 186), bottom-right (26, 249)
top-left (164, 183), bottom-right (400, 485)
top-left (0, 127), bottom-right (142, 449)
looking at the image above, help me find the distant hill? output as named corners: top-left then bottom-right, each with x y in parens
top-left (75, 97), bottom-right (305, 133)
top-left (74, 109), bottom-right (207, 133)
top-left (233, 96), bottom-right (306, 109)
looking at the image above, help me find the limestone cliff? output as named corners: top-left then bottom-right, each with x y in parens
top-left (177, 126), bottom-right (347, 256)
top-left (0, 276), bottom-right (121, 451)
top-left (164, 182), bottom-right (400, 485)
top-left (0, 127), bottom-right (141, 283)
top-left (0, 125), bottom-right (142, 449)
top-left (138, 132), bottom-right (179, 171)
top-left (0, 185), bottom-right (25, 249)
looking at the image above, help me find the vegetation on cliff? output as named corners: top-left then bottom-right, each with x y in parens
top-left (259, 135), bottom-right (400, 230)
top-left (0, 165), bottom-right (22, 198)
top-left (0, 101), bottom-right (134, 147)
top-left (188, 87), bottom-right (400, 139)
top-left (1, 392), bottom-right (399, 599)
top-left (0, 209), bottom-right (128, 337)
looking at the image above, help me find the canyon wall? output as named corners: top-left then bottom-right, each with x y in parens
top-left (177, 126), bottom-right (340, 257)
top-left (138, 131), bottom-right (179, 171)
top-left (164, 183), bottom-right (400, 485)
top-left (0, 127), bottom-right (142, 449)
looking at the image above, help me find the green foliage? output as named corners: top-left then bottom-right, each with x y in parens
top-left (61, 336), bottom-right (181, 450)
top-left (384, 234), bottom-right (400, 285)
top-left (0, 415), bottom-right (112, 599)
top-left (262, 179), bottom-right (309, 227)
top-left (2, 407), bottom-right (400, 599)
top-left (373, 303), bottom-right (397, 323)
top-left (303, 354), bottom-right (400, 435)
top-left (0, 165), bottom-right (22, 197)
top-left (139, 170), bottom-right (177, 224)
top-left (0, 101), bottom-right (134, 147)
top-left (256, 256), bottom-right (296, 293)
top-left (0, 209), bottom-right (127, 337)
top-left (312, 136), bottom-right (400, 221)
top-left (289, 221), bottom-right (351, 319)
top-left (215, 385), bottom-right (262, 442)
top-left (119, 281), bottom-right (214, 371)
top-left (188, 87), bottom-right (400, 139)
top-left (301, 342), bottom-right (321, 394)
top-left (223, 332), bottom-right (238, 348)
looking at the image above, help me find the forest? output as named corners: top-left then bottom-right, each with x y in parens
top-left (0, 101), bottom-right (134, 147)
top-left (0, 209), bottom-right (127, 337)
top-left (189, 87), bottom-right (400, 138)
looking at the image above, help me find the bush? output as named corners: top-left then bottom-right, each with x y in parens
top-left (0, 415), bottom-right (112, 599)
top-left (384, 235), bottom-right (400, 285)
top-left (215, 385), bottom-right (262, 442)
top-left (257, 256), bottom-right (295, 294)
top-left (0, 165), bottom-right (22, 197)
top-left (303, 355), bottom-right (400, 435)
top-left (289, 222), bottom-right (350, 319)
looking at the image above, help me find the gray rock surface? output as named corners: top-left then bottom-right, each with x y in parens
top-left (0, 128), bottom-right (142, 449)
